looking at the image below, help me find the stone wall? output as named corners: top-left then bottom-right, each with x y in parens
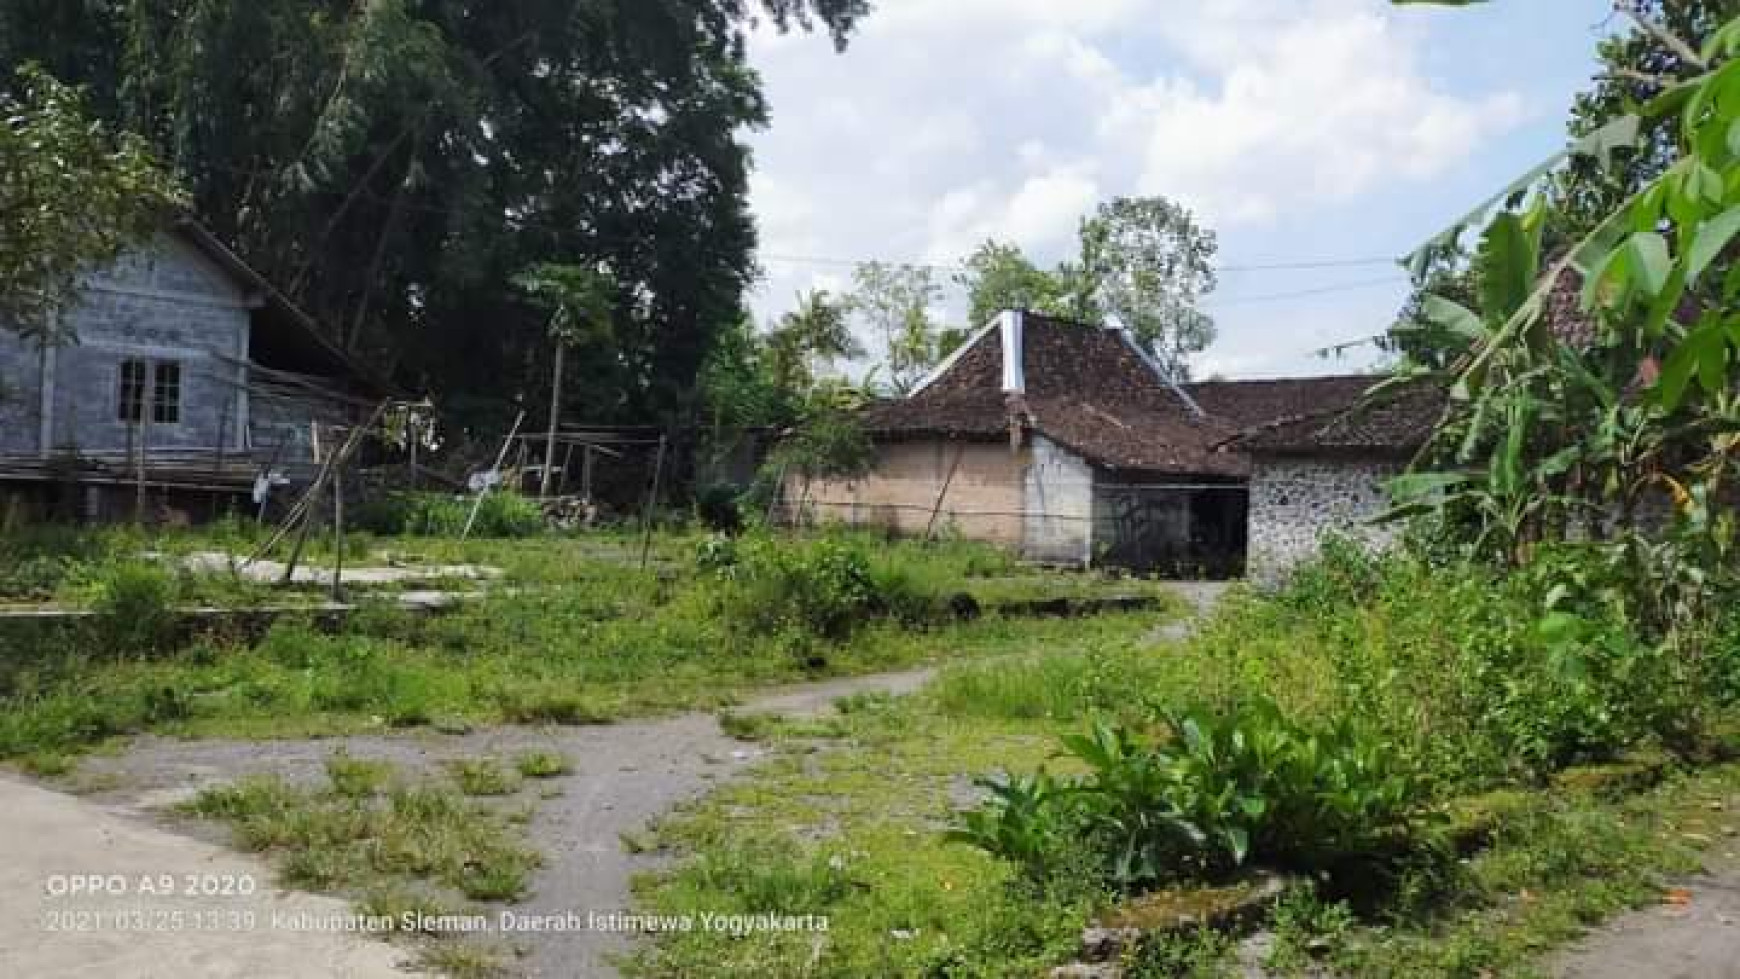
top-left (1247, 454), bottom-right (1403, 584)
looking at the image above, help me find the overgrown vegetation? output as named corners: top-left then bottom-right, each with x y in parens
top-left (630, 543), bottom-right (1740, 976)
top-left (0, 527), bottom-right (1156, 763)
top-left (353, 491), bottom-right (544, 538)
top-left (185, 752), bottom-right (532, 975)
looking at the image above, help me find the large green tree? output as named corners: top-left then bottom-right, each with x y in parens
top-left (953, 196), bottom-right (1218, 379)
top-left (1552, 0), bottom-right (1740, 239)
top-left (0, 0), bottom-right (866, 433)
top-left (0, 66), bottom-right (181, 342)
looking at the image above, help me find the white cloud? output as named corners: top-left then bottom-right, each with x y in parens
top-left (743, 0), bottom-right (1544, 372)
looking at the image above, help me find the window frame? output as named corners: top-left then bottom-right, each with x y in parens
top-left (150, 360), bottom-right (182, 425)
top-left (117, 358), bottom-right (147, 423)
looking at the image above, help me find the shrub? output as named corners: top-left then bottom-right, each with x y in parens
top-left (706, 533), bottom-right (880, 641)
top-left (92, 562), bottom-right (179, 656)
top-left (954, 703), bottom-right (1430, 890)
top-left (354, 491), bottom-right (543, 537)
top-left (702, 530), bottom-right (957, 643)
top-left (694, 484), bottom-right (744, 534)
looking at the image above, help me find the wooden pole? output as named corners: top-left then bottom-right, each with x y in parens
top-left (925, 442), bottom-right (967, 542)
top-left (639, 435), bottom-right (667, 572)
top-left (134, 417), bottom-right (149, 524)
top-left (557, 441), bottom-right (575, 497)
top-left (541, 341), bottom-right (566, 499)
top-left (462, 410), bottom-right (526, 540)
top-left (580, 445), bottom-right (594, 503)
top-left (253, 401), bottom-right (388, 564)
top-left (764, 462), bottom-right (789, 526)
top-left (331, 467), bottom-right (345, 601)
top-left (281, 481), bottom-right (318, 585)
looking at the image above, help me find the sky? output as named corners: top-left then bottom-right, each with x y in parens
top-left (741, 0), bottom-right (1617, 380)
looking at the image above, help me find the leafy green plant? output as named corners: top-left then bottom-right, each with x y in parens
top-left (354, 491), bottom-right (543, 537)
top-left (948, 772), bottom-right (1075, 877)
top-left (954, 703), bottom-right (1429, 890)
top-left (92, 562), bottom-right (179, 656)
top-left (707, 532), bottom-right (881, 641)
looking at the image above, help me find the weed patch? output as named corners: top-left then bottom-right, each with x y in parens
top-left (183, 755), bottom-right (541, 905)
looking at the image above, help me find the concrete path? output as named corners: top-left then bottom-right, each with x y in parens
top-left (0, 774), bottom-right (431, 979)
top-left (1550, 865), bottom-right (1740, 979)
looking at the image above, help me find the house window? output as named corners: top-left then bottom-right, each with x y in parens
top-left (151, 361), bottom-right (182, 424)
top-left (118, 359), bottom-right (147, 422)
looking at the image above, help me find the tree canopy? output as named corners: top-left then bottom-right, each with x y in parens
top-left (0, 66), bottom-right (182, 342)
top-left (0, 0), bottom-right (864, 433)
top-left (953, 195), bottom-right (1218, 379)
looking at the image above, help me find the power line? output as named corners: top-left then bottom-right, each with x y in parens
top-left (1204, 276), bottom-right (1411, 308)
top-left (757, 253), bottom-right (1402, 274)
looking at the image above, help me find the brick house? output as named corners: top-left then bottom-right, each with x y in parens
top-left (788, 311), bottom-right (1441, 578)
top-left (0, 219), bottom-right (383, 518)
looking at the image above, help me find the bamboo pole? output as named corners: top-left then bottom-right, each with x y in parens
top-left (639, 435), bottom-right (667, 572)
top-left (925, 442), bottom-right (967, 542)
top-left (462, 410), bottom-right (526, 540)
top-left (133, 418), bottom-right (148, 523)
top-left (253, 401), bottom-right (389, 565)
top-left (331, 469), bottom-right (346, 601)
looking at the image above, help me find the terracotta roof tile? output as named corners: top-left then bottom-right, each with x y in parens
top-left (861, 313), bottom-right (1441, 471)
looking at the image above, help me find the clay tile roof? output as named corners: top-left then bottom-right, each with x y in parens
top-left (1183, 375), bottom-right (1382, 429)
top-left (865, 314), bottom-right (1242, 476)
top-left (863, 312), bottom-right (1444, 472)
top-left (1228, 382), bottom-right (1445, 455)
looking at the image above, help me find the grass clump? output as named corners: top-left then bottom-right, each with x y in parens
top-left (326, 751), bottom-right (393, 798)
top-left (448, 758), bottom-right (519, 796)
top-left (513, 750), bottom-right (572, 778)
top-left (183, 759), bottom-right (541, 907)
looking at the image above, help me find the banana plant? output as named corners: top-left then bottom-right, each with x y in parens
top-left (1391, 6), bottom-right (1740, 565)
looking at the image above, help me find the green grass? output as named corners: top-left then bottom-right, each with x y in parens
top-left (183, 753), bottom-right (541, 905)
top-left (627, 638), bottom-right (1146, 978)
top-left (448, 758), bottom-right (519, 796)
top-left (513, 750), bottom-right (573, 778)
top-left (0, 530), bottom-right (1170, 761)
top-left (627, 567), bottom-right (1740, 979)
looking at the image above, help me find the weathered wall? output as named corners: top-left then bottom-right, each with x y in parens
top-left (0, 332), bottom-right (45, 453)
top-left (1247, 454), bottom-right (1403, 583)
top-left (41, 234), bottom-right (253, 456)
top-left (1023, 435), bottom-right (1093, 564)
top-left (796, 439), bottom-right (1027, 546)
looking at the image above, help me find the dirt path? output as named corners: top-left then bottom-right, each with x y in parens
top-left (58, 665), bottom-right (958, 978)
top-left (1548, 860), bottom-right (1740, 979)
